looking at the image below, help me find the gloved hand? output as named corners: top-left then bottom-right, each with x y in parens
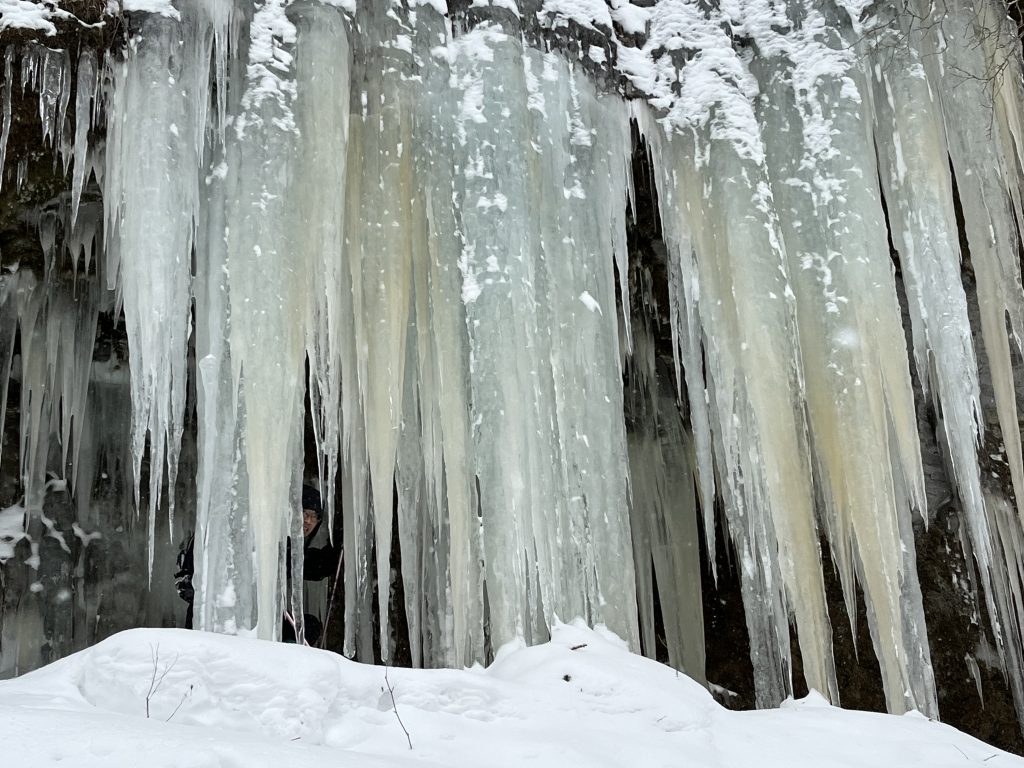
top-left (175, 532), bottom-right (195, 604)
top-left (174, 571), bottom-right (194, 603)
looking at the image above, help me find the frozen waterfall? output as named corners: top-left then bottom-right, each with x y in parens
top-left (3, 0), bottom-right (1024, 743)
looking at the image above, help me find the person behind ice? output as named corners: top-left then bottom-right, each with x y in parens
top-left (282, 484), bottom-right (342, 645)
top-left (174, 531), bottom-right (195, 629)
top-left (174, 484), bottom-right (341, 644)
top-left (298, 484), bottom-right (339, 582)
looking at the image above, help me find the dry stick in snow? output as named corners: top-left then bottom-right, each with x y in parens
top-left (145, 644), bottom-right (179, 719)
top-left (166, 684), bottom-right (194, 722)
top-left (384, 667), bottom-right (412, 750)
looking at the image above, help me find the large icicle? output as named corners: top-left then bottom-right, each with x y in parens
top-left (410, 6), bottom-right (485, 666)
top-left (922, 0), bottom-right (1024, 729)
top-left (345, 3), bottom-right (416, 661)
top-left (70, 49), bottom-right (99, 229)
top-left (449, 23), bottom-right (548, 651)
top-left (294, 0), bottom-right (351, 642)
top-left (190, 0), bottom-right (249, 639)
top-left (748, 1), bottom-right (936, 716)
top-left (193, 98), bottom-right (253, 634)
top-left (219, 0), bottom-right (310, 641)
top-left (868, 0), bottom-right (999, 703)
top-left (104, 5), bottom-right (213, 576)
top-left (641, 97), bottom-right (838, 706)
top-left (625, 310), bottom-right (706, 683)
top-left (0, 46), bottom-right (12, 189)
top-left (938, 1), bottom-right (1024, 538)
top-left (524, 49), bottom-right (638, 647)
top-left (448, 23), bottom-right (640, 653)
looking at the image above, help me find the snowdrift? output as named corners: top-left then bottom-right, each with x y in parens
top-left (0, 623), bottom-right (1017, 768)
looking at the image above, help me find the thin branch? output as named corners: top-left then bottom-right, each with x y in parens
top-left (145, 644), bottom-right (179, 719)
top-left (165, 684), bottom-right (194, 722)
top-left (384, 667), bottom-right (412, 750)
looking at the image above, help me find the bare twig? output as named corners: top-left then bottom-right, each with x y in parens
top-left (165, 684), bottom-right (193, 722)
top-left (145, 644), bottom-right (179, 719)
top-left (383, 667), bottom-right (412, 750)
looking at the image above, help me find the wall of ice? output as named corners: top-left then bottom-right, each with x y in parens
top-left (2, 0), bottom-right (1024, 742)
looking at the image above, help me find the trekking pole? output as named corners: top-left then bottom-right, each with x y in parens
top-left (319, 547), bottom-right (345, 649)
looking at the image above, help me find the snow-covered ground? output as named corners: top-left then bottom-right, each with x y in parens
top-left (0, 622), bottom-right (1018, 768)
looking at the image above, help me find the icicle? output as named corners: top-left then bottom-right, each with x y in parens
top-left (345, 3), bottom-right (416, 661)
top-left (37, 48), bottom-right (71, 151)
top-left (526, 51), bottom-right (637, 647)
top-left (658, 230), bottom-right (716, 574)
top-left (445, 23), bottom-right (547, 652)
top-left (439, 25), bottom-right (640, 654)
top-left (17, 274), bottom-right (52, 516)
top-left (986, 487), bottom-right (1024, 721)
top-left (13, 268), bottom-right (100, 533)
top-left (193, 75), bottom-right (253, 635)
top-left (748, 0), bottom-right (935, 716)
top-left (70, 50), bottom-right (98, 228)
top-left (104, 6), bottom-right (212, 579)
top-left (0, 273), bottom-right (19, 474)
top-left (640, 105), bottom-right (839, 707)
top-left (938, 0), bottom-right (1024, 529)
top-left (396, 314), bottom-right (426, 666)
top-left (291, 0), bottom-right (351, 641)
top-left (869, 0), bottom-right (1002, 709)
top-left (917, 0), bottom-right (1024, 731)
top-left (625, 315), bottom-right (706, 683)
top-left (1, 46), bottom-right (13, 191)
top-left (411, 7), bottom-right (485, 666)
top-left (214, 0), bottom-right (326, 641)
top-left (56, 284), bottom-right (101, 491)
top-left (64, 201), bottom-right (102, 276)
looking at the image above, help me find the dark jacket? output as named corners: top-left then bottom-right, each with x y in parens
top-left (302, 522), bottom-right (340, 581)
top-left (175, 525), bottom-right (341, 629)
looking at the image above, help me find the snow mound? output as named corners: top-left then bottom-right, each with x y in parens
top-left (0, 623), bottom-right (1019, 767)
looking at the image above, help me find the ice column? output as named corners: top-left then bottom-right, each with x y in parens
top-left (217, 0), bottom-right (311, 641)
top-left (293, 0), bottom-right (351, 640)
top-left (938, 2), bottom-right (1024, 540)
top-left (193, 77), bottom-right (254, 635)
top-left (446, 22), bottom-right (639, 653)
top-left (448, 23), bottom-right (544, 652)
top-left (524, 49), bottom-right (638, 647)
top-left (625, 312), bottom-right (706, 683)
top-left (751, 1), bottom-right (936, 716)
top-left (408, 7), bottom-right (484, 667)
top-left (345, 3), bottom-right (417, 660)
top-left (922, 0), bottom-right (1024, 727)
top-left (641, 106), bottom-right (838, 707)
top-left (104, 6), bottom-right (213, 574)
top-left (869, 0), bottom-right (998, 701)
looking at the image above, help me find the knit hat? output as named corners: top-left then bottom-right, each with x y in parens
top-left (301, 484), bottom-right (323, 520)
